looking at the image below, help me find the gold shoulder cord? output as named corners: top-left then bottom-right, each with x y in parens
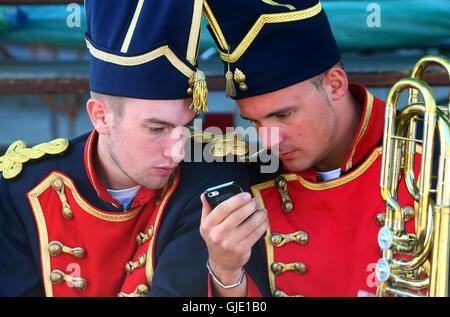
top-left (0, 139), bottom-right (69, 180)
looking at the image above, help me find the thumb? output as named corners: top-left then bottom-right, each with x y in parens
top-left (200, 193), bottom-right (212, 220)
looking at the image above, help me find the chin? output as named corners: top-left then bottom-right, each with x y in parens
top-left (140, 175), bottom-right (171, 190)
top-left (282, 160), bottom-right (311, 173)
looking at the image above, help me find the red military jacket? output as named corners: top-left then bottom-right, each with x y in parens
top-left (1, 130), bottom-right (249, 296)
top-left (248, 84), bottom-right (418, 297)
top-left (24, 131), bottom-right (175, 296)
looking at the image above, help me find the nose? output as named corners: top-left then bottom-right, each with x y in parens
top-left (258, 125), bottom-right (282, 151)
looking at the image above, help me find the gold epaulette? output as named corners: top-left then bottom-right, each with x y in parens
top-left (0, 138), bottom-right (69, 180)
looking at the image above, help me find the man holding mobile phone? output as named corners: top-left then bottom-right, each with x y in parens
top-left (200, 0), bottom-right (423, 297)
top-left (200, 183), bottom-right (268, 296)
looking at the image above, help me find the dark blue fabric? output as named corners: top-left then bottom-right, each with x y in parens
top-left (85, 0), bottom-right (198, 99)
top-left (206, 0), bottom-right (341, 99)
top-left (0, 134), bottom-right (250, 296)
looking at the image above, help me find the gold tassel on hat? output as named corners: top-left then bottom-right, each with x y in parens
top-left (190, 69), bottom-right (208, 114)
top-left (234, 68), bottom-right (248, 91)
top-left (225, 69), bottom-right (236, 98)
top-left (225, 50), bottom-right (236, 98)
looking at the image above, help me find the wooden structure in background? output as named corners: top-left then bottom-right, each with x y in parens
top-left (0, 71), bottom-right (448, 94)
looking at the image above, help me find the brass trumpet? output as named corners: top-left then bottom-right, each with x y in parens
top-left (375, 55), bottom-right (450, 297)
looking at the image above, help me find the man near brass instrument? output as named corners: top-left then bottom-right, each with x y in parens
top-left (199, 0), bottom-right (425, 296)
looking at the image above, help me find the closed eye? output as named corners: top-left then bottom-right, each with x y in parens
top-left (148, 127), bottom-right (166, 134)
top-left (275, 111), bottom-right (292, 119)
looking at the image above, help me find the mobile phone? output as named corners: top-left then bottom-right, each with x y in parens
top-left (204, 181), bottom-right (243, 209)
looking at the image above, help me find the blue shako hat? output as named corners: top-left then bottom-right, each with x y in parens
top-left (204, 0), bottom-right (341, 99)
top-left (85, 0), bottom-right (208, 113)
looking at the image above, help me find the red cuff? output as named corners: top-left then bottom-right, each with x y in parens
top-left (207, 274), bottom-right (214, 297)
top-left (207, 272), bottom-right (262, 297)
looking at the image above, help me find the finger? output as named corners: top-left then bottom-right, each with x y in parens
top-left (225, 209), bottom-right (268, 246)
top-left (200, 193), bottom-right (212, 221)
top-left (217, 198), bottom-right (261, 233)
top-left (236, 216), bottom-right (268, 254)
top-left (239, 208), bottom-right (268, 248)
top-left (205, 192), bottom-right (252, 226)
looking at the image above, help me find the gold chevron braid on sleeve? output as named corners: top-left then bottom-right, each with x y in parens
top-left (219, 2), bottom-right (322, 63)
top-left (0, 138), bottom-right (69, 180)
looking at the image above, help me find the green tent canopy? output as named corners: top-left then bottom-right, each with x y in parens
top-left (0, 1), bottom-right (449, 51)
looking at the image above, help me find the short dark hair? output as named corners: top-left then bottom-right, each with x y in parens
top-left (90, 91), bottom-right (125, 118)
top-left (310, 61), bottom-right (344, 90)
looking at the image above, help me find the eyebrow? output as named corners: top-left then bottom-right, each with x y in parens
top-left (142, 117), bottom-right (196, 128)
top-left (240, 106), bottom-right (297, 121)
top-left (142, 118), bottom-right (176, 128)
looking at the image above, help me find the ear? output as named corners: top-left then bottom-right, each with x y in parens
top-left (322, 66), bottom-right (348, 101)
top-left (86, 98), bottom-right (112, 135)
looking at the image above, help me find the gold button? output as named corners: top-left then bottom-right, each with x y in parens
top-left (239, 82), bottom-right (248, 91)
top-left (283, 201), bottom-right (294, 213)
top-left (125, 261), bottom-right (134, 274)
top-left (138, 254), bottom-right (146, 266)
top-left (270, 262), bottom-right (283, 275)
top-left (136, 284), bottom-right (149, 296)
top-left (71, 247), bottom-right (86, 259)
top-left (136, 226), bottom-right (155, 245)
top-left (118, 284), bottom-right (149, 297)
top-left (48, 241), bottom-right (63, 256)
top-left (273, 289), bottom-right (284, 297)
top-left (72, 277), bottom-right (88, 291)
top-left (376, 213), bottom-right (385, 226)
top-left (62, 206), bottom-right (73, 219)
top-left (50, 270), bottom-right (65, 284)
top-left (293, 262), bottom-right (307, 274)
top-left (50, 269), bottom-right (87, 291)
top-left (136, 232), bottom-right (146, 245)
top-left (51, 178), bottom-right (63, 191)
top-left (48, 241), bottom-right (85, 258)
top-left (275, 176), bottom-right (286, 188)
top-left (125, 254), bottom-right (147, 274)
top-left (270, 233), bottom-right (282, 246)
top-left (295, 231), bottom-right (309, 245)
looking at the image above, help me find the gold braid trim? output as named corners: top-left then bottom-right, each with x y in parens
top-left (120, 0), bottom-right (145, 53)
top-left (216, 2), bottom-right (322, 63)
top-left (86, 39), bottom-right (194, 79)
top-left (187, 0), bottom-right (205, 64)
top-left (345, 91), bottom-right (375, 171)
top-left (203, 1), bottom-right (230, 51)
top-left (0, 139), bottom-right (69, 180)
